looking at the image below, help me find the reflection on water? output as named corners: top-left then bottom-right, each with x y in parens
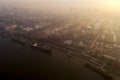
top-left (0, 37), bottom-right (104, 80)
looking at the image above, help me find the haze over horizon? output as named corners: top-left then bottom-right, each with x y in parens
top-left (1, 0), bottom-right (120, 14)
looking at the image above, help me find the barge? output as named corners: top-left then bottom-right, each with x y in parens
top-left (31, 42), bottom-right (51, 53)
top-left (84, 62), bottom-right (114, 80)
top-left (11, 37), bottom-right (26, 44)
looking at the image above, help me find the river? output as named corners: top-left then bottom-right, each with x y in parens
top-left (0, 37), bottom-right (104, 80)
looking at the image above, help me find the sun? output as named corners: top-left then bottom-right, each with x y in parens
top-left (106, 0), bottom-right (120, 8)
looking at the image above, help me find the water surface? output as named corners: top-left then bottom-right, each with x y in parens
top-left (0, 37), bottom-right (104, 80)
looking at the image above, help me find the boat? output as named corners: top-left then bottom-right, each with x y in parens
top-left (31, 42), bottom-right (51, 53)
top-left (84, 62), bottom-right (114, 80)
top-left (67, 51), bottom-right (72, 57)
top-left (11, 37), bottom-right (26, 44)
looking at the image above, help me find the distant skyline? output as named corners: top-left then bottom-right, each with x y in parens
top-left (1, 0), bottom-right (120, 13)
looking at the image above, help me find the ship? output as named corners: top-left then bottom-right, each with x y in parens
top-left (84, 62), bottom-right (114, 80)
top-left (31, 42), bottom-right (51, 53)
top-left (11, 37), bottom-right (26, 44)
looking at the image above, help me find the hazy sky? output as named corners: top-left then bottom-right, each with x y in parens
top-left (1, 0), bottom-right (120, 12)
